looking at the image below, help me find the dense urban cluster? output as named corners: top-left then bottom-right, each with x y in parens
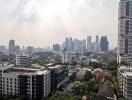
top-left (0, 37), bottom-right (118, 100)
top-left (1, 0), bottom-right (132, 100)
top-left (53, 36), bottom-right (110, 64)
top-left (53, 35), bottom-right (109, 54)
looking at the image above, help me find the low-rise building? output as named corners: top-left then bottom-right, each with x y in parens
top-left (76, 68), bottom-right (91, 78)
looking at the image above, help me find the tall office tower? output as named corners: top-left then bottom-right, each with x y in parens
top-left (96, 35), bottom-right (99, 44)
top-left (118, 0), bottom-right (132, 65)
top-left (65, 37), bottom-right (69, 51)
top-left (65, 37), bottom-right (74, 52)
top-left (69, 37), bottom-right (74, 52)
top-left (74, 39), bottom-right (80, 52)
top-left (87, 36), bottom-right (92, 52)
top-left (100, 36), bottom-right (109, 52)
top-left (9, 40), bottom-right (15, 53)
top-left (118, 1), bottom-right (132, 99)
top-left (81, 39), bottom-right (87, 53)
top-left (95, 35), bottom-right (100, 52)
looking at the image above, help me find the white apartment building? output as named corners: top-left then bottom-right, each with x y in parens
top-left (0, 64), bottom-right (51, 100)
top-left (118, 66), bottom-right (132, 100)
top-left (87, 36), bottom-right (92, 52)
top-left (16, 53), bottom-right (32, 67)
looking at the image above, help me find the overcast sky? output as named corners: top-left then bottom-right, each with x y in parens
top-left (0, 0), bottom-right (119, 48)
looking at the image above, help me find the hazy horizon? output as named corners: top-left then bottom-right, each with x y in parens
top-left (0, 0), bottom-right (119, 48)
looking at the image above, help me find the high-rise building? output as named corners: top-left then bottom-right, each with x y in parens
top-left (100, 36), bottom-right (109, 52)
top-left (73, 39), bottom-right (86, 53)
top-left (118, 1), bottom-right (132, 99)
top-left (96, 35), bottom-right (99, 44)
top-left (74, 39), bottom-right (80, 52)
top-left (69, 37), bottom-right (74, 52)
top-left (64, 37), bottom-right (74, 52)
top-left (65, 37), bottom-right (69, 51)
top-left (9, 40), bottom-right (15, 53)
top-left (87, 36), bottom-right (92, 52)
top-left (118, 0), bottom-right (132, 65)
top-left (95, 35), bottom-right (100, 52)
top-left (81, 39), bottom-right (87, 53)
top-left (118, 66), bottom-right (132, 100)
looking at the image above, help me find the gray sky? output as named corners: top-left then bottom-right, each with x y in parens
top-left (0, 0), bottom-right (119, 48)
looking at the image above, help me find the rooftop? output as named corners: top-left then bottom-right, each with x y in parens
top-left (48, 65), bottom-right (64, 69)
top-left (0, 63), bottom-right (14, 71)
top-left (122, 71), bottom-right (132, 77)
top-left (3, 67), bottom-right (50, 75)
top-left (119, 66), bottom-right (132, 76)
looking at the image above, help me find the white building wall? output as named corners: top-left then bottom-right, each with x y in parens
top-left (2, 73), bottom-right (19, 95)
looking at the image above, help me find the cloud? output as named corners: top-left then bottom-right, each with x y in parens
top-left (13, 0), bottom-right (40, 23)
top-left (0, 0), bottom-right (119, 48)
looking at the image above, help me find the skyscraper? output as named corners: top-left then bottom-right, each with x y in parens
top-left (9, 40), bottom-right (15, 53)
top-left (65, 37), bottom-right (69, 51)
top-left (118, 0), bottom-right (132, 65)
top-left (87, 36), bottom-right (92, 52)
top-left (64, 37), bottom-right (74, 52)
top-left (96, 35), bottom-right (99, 44)
top-left (69, 37), bottom-right (74, 52)
top-left (100, 36), bottom-right (109, 52)
top-left (118, 1), bottom-right (132, 99)
top-left (81, 39), bottom-right (87, 53)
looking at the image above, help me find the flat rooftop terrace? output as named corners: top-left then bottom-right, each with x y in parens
top-left (3, 67), bottom-right (49, 75)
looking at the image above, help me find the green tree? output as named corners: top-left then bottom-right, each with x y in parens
top-left (69, 72), bottom-right (77, 82)
top-left (47, 93), bottom-right (82, 100)
top-left (84, 71), bottom-right (93, 81)
top-left (89, 61), bottom-right (102, 69)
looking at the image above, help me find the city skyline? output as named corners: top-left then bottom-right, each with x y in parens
top-left (0, 35), bottom-right (110, 50)
top-left (0, 0), bottom-right (123, 100)
top-left (0, 0), bottom-right (118, 48)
